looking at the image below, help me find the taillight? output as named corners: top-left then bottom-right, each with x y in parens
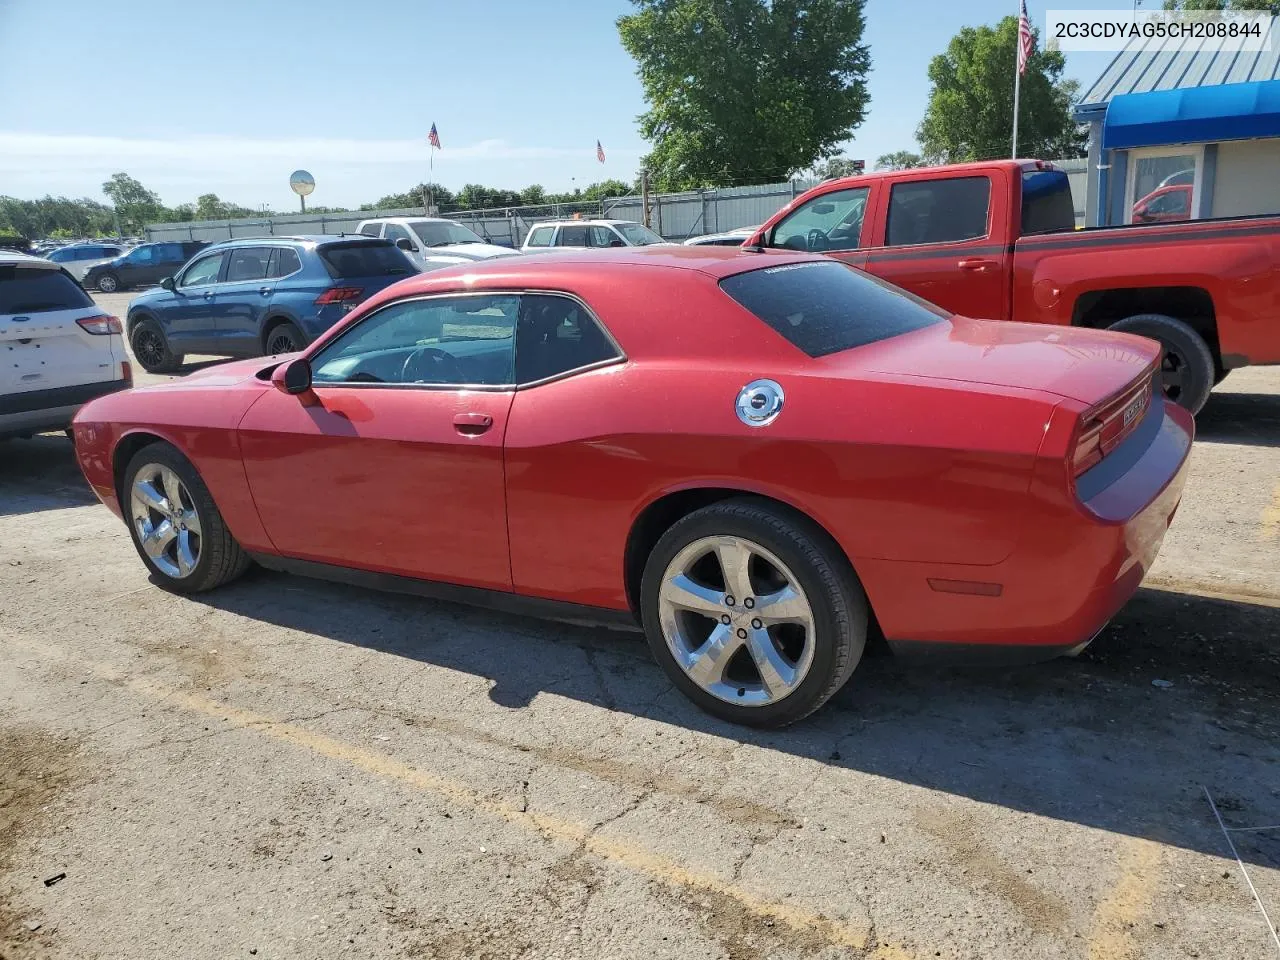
top-left (1071, 365), bottom-right (1157, 478)
top-left (315, 286), bottom-right (364, 305)
top-left (77, 314), bottom-right (122, 335)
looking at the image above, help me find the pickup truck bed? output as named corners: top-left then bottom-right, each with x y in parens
top-left (751, 159), bottom-right (1280, 413)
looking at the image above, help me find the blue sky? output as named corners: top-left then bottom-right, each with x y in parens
top-left (0, 0), bottom-right (1119, 210)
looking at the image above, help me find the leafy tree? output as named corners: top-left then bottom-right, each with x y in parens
top-left (580, 179), bottom-right (633, 201)
top-left (364, 182), bottom-right (455, 211)
top-left (520, 185), bottom-right (547, 205)
top-left (1162, 0), bottom-right (1277, 11)
top-left (918, 16), bottom-right (1086, 164)
top-left (618, 0), bottom-right (871, 190)
top-left (810, 156), bottom-right (864, 180)
top-left (102, 172), bottom-right (164, 233)
top-left (875, 150), bottom-right (924, 170)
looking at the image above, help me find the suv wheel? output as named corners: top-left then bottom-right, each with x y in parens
top-left (640, 498), bottom-right (868, 727)
top-left (129, 317), bottom-right (184, 374)
top-left (264, 321), bottom-right (304, 356)
top-left (96, 272), bottom-right (120, 293)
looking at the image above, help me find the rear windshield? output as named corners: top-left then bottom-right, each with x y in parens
top-left (0, 265), bottom-right (94, 313)
top-left (1021, 170), bottom-right (1076, 235)
top-left (719, 260), bottom-right (946, 357)
top-left (319, 241), bottom-right (416, 279)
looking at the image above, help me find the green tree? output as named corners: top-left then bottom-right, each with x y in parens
top-left (580, 179), bottom-right (633, 201)
top-left (520, 185), bottom-right (547, 205)
top-left (875, 150), bottom-right (924, 170)
top-left (101, 172), bottom-right (163, 233)
top-left (918, 16), bottom-right (1085, 164)
top-left (1162, 0), bottom-right (1278, 12)
top-left (810, 156), bottom-right (864, 179)
top-left (618, 0), bottom-right (870, 190)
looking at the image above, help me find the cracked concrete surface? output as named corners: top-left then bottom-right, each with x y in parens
top-left (0, 333), bottom-right (1278, 959)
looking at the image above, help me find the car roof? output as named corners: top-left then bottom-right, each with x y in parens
top-left (358, 216), bottom-right (451, 225)
top-left (0, 250), bottom-right (58, 268)
top-left (204, 234), bottom-right (390, 250)
top-left (529, 219), bottom-right (638, 229)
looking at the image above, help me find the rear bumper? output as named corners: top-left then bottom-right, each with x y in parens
top-left (0, 378), bottom-right (131, 438)
top-left (865, 400), bottom-right (1194, 664)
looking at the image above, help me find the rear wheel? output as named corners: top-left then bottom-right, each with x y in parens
top-left (95, 272), bottom-right (120, 293)
top-left (123, 443), bottom-right (249, 593)
top-left (1107, 313), bottom-right (1215, 415)
top-left (264, 321), bottom-right (304, 356)
top-left (129, 317), bottom-right (184, 374)
top-left (640, 498), bottom-right (867, 727)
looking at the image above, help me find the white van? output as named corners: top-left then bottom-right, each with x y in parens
top-left (1, 251), bottom-right (131, 439)
top-left (354, 217), bottom-right (516, 271)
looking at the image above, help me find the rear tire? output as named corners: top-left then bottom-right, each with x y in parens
top-left (640, 498), bottom-right (867, 727)
top-left (263, 320), bottom-right (305, 356)
top-left (1107, 313), bottom-right (1214, 415)
top-left (122, 443), bottom-right (250, 593)
top-left (96, 272), bottom-right (120, 293)
top-left (129, 317), bottom-right (184, 374)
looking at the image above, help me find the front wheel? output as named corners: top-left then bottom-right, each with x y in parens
top-left (123, 443), bottom-right (250, 593)
top-left (1107, 313), bottom-right (1215, 414)
top-left (96, 272), bottom-right (120, 293)
top-left (640, 498), bottom-right (867, 727)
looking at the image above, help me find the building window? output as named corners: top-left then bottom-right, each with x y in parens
top-left (1125, 147), bottom-right (1201, 224)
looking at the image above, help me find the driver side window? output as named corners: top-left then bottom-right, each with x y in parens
top-left (769, 187), bottom-right (869, 253)
top-left (311, 294), bottom-right (517, 386)
top-left (179, 252), bottom-right (225, 288)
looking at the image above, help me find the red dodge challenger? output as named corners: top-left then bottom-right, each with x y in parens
top-left (72, 247), bottom-right (1193, 726)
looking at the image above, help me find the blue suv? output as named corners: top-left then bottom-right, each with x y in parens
top-left (124, 236), bottom-right (417, 373)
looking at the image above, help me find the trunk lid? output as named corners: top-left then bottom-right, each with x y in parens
top-left (823, 315), bottom-right (1160, 404)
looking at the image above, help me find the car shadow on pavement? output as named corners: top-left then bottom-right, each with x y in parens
top-left (1196, 390), bottom-right (1280, 447)
top-left (0, 435), bottom-right (97, 516)
top-left (190, 569), bottom-right (1280, 870)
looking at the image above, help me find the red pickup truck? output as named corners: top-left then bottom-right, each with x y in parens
top-left (749, 159), bottom-right (1280, 413)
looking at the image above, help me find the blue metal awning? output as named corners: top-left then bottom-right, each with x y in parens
top-left (1102, 78), bottom-right (1280, 150)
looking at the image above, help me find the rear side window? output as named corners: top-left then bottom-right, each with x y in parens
top-left (719, 260), bottom-right (946, 358)
top-left (0, 265), bottom-right (94, 313)
top-left (268, 247), bottom-right (302, 278)
top-left (557, 225), bottom-right (588, 247)
top-left (515, 294), bottom-right (619, 383)
top-left (319, 241), bottom-right (415, 278)
top-left (226, 248), bottom-right (271, 282)
top-left (525, 226), bottom-right (554, 247)
top-left (1021, 170), bottom-right (1076, 235)
top-left (886, 176), bottom-right (990, 246)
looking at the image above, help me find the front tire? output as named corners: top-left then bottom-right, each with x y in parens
top-left (129, 317), bottom-right (184, 374)
top-left (96, 272), bottom-right (120, 293)
top-left (1107, 313), bottom-right (1215, 414)
top-left (123, 443), bottom-right (250, 593)
top-left (640, 498), bottom-right (867, 727)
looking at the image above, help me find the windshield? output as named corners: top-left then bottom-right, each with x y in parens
top-left (719, 260), bottom-right (946, 357)
top-left (410, 221), bottom-right (487, 247)
top-left (614, 222), bottom-right (664, 245)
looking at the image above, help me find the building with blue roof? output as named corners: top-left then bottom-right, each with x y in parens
top-left (1072, 17), bottom-right (1280, 226)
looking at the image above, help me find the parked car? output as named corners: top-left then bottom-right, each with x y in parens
top-left (521, 219), bottom-right (669, 251)
top-left (72, 247), bottom-right (1191, 727)
top-left (1, 251), bottom-right (131, 439)
top-left (1131, 184), bottom-right (1192, 224)
top-left (45, 242), bottom-right (127, 281)
top-left (749, 158), bottom-right (1280, 413)
top-left (123, 236), bottom-right (417, 373)
top-left (683, 227), bottom-right (758, 247)
top-left (82, 241), bottom-right (209, 294)
top-left (354, 217), bottom-right (515, 271)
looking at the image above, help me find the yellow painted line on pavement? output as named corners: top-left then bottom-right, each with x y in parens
top-left (1261, 480), bottom-right (1280, 542)
top-left (7, 635), bottom-right (881, 953)
top-left (1086, 837), bottom-right (1165, 960)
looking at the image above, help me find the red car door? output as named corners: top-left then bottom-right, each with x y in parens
top-left (862, 170), bottom-right (1013, 321)
top-left (237, 292), bottom-right (520, 591)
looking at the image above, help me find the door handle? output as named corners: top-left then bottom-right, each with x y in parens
top-left (259, 286), bottom-right (272, 296)
top-left (453, 412), bottom-right (493, 435)
top-left (202, 291), bottom-right (215, 299)
top-left (957, 258), bottom-right (997, 272)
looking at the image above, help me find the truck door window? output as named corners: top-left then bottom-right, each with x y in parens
top-left (768, 187), bottom-right (869, 253)
top-left (558, 225), bottom-right (589, 247)
top-left (886, 176), bottom-right (991, 246)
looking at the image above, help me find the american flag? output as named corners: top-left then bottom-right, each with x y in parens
top-left (596, 140), bottom-right (606, 163)
top-left (428, 123), bottom-right (441, 149)
top-left (1017, 0), bottom-right (1034, 75)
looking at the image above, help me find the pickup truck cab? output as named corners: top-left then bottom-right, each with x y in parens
top-left (751, 160), bottom-right (1280, 413)
top-left (354, 217), bottom-right (515, 271)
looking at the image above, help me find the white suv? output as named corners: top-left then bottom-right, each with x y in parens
top-left (521, 219), bottom-right (668, 251)
top-left (1, 251), bottom-right (131, 440)
top-left (354, 217), bottom-right (516, 271)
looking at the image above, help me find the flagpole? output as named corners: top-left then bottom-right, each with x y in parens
top-left (1012, 3), bottom-right (1022, 159)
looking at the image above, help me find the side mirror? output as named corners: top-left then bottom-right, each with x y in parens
top-left (396, 237), bottom-right (417, 253)
top-left (271, 356), bottom-right (312, 395)
top-left (160, 276), bottom-right (176, 291)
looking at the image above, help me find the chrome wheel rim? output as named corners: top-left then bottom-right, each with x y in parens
top-left (130, 464), bottom-right (202, 579)
top-left (98, 274), bottom-right (117, 292)
top-left (658, 535), bottom-right (816, 707)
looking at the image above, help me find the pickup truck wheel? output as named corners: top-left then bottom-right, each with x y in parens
top-left (1107, 313), bottom-right (1214, 415)
top-left (1214, 368), bottom-right (1231, 386)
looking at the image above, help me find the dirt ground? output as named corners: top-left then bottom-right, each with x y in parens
top-left (1, 297), bottom-right (1278, 959)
